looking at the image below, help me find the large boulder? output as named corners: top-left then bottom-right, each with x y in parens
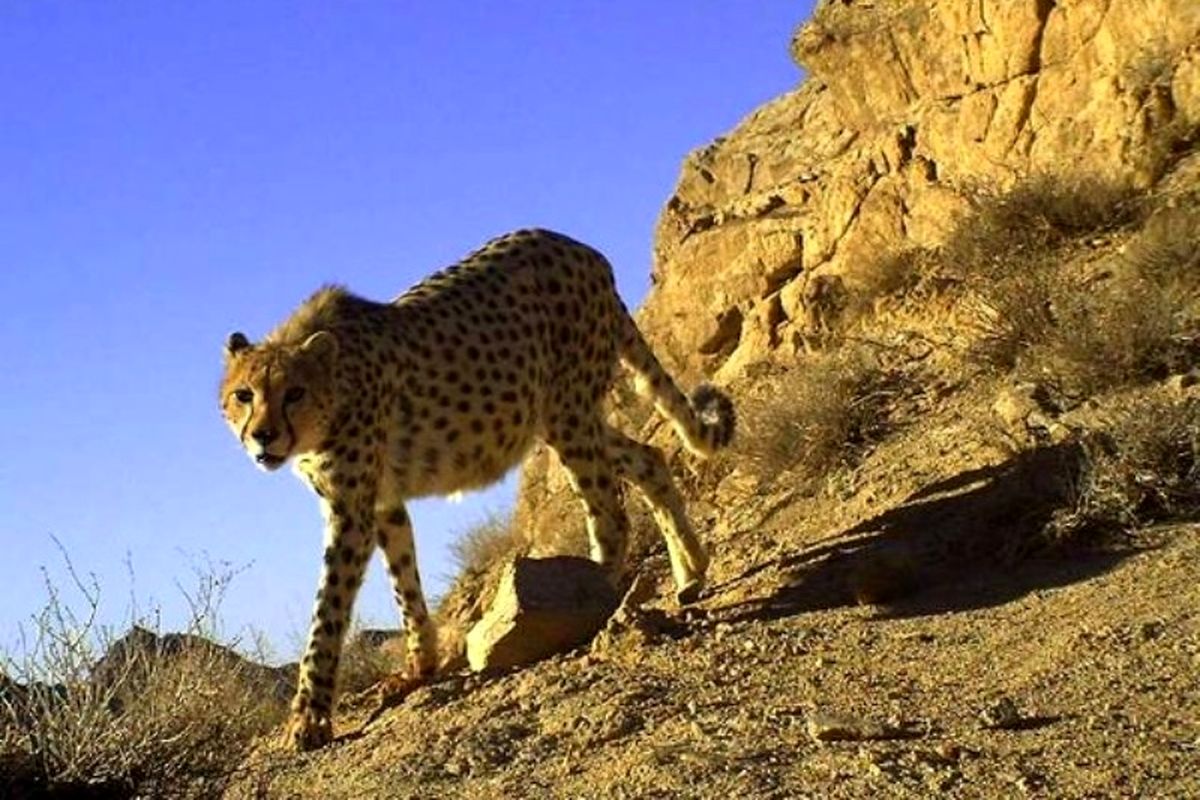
top-left (465, 557), bottom-right (619, 672)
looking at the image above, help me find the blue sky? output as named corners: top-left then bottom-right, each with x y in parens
top-left (0, 3), bottom-right (808, 660)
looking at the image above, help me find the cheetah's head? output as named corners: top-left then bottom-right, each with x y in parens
top-left (220, 330), bottom-right (339, 471)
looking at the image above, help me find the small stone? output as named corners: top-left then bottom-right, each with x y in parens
top-left (1015, 770), bottom-right (1045, 792)
top-left (992, 383), bottom-right (1042, 428)
top-left (1167, 372), bottom-right (1199, 394)
top-left (980, 697), bottom-right (1023, 730)
top-left (1139, 620), bottom-right (1165, 641)
top-left (807, 711), bottom-right (888, 742)
top-left (936, 742), bottom-right (963, 762)
top-left (587, 708), bottom-right (643, 744)
top-left (848, 545), bottom-right (918, 605)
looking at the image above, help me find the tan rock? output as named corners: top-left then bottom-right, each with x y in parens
top-left (1166, 371), bottom-right (1200, 395)
top-left (992, 383), bottom-right (1045, 430)
top-left (465, 557), bottom-right (619, 672)
top-left (806, 710), bottom-right (917, 742)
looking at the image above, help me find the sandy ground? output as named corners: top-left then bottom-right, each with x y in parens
top-left (229, 501), bottom-right (1199, 798)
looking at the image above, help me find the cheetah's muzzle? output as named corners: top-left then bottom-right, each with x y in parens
top-left (255, 452), bottom-right (286, 470)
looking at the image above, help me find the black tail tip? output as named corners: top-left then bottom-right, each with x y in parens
top-left (691, 383), bottom-right (736, 449)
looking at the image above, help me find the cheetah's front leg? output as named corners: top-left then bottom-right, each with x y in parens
top-left (286, 498), bottom-right (374, 752)
top-left (376, 504), bottom-right (437, 679)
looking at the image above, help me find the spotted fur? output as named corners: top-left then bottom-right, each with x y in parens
top-left (219, 229), bottom-right (735, 750)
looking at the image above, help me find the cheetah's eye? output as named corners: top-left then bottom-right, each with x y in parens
top-left (233, 388), bottom-right (254, 404)
top-left (284, 386), bottom-right (306, 404)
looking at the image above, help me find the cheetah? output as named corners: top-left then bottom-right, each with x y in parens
top-left (219, 229), bottom-right (735, 750)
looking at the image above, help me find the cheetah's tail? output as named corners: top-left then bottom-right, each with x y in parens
top-left (618, 308), bottom-right (735, 457)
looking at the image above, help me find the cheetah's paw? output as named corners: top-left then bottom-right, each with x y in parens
top-left (283, 707), bottom-right (333, 752)
top-left (676, 578), bottom-right (705, 606)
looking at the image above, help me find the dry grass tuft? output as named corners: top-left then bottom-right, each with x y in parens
top-left (335, 626), bottom-right (401, 697)
top-left (1027, 200), bottom-right (1200, 397)
top-left (740, 349), bottom-right (917, 489)
top-left (946, 177), bottom-right (1142, 280)
top-left (448, 513), bottom-right (523, 578)
top-left (1122, 45), bottom-right (1200, 176)
top-left (1047, 394), bottom-right (1200, 545)
top-left (948, 177), bottom-right (1141, 371)
top-left (0, 551), bottom-right (285, 798)
top-left (961, 266), bottom-right (1059, 370)
top-left (1127, 198), bottom-right (1200, 281)
top-left (951, 177), bottom-right (1199, 393)
top-left (433, 513), bottom-right (524, 672)
top-left (857, 247), bottom-right (935, 303)
top-left (1032, 277), bottom-right (1192, 397)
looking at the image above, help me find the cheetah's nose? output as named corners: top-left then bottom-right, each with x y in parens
top-left (251, 428), bottom-right (279, 446)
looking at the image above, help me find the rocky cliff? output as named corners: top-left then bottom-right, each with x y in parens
top-left (648, 0), bottom-right (1197, 379)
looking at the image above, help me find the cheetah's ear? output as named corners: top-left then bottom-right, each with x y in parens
top-left (225, 331), bottom-right (252, 359)
top-left (301, 330), bottom-right (338, 366)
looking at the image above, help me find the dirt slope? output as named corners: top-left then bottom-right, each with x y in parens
top-left (230, 520), bottom-right (1199, 798)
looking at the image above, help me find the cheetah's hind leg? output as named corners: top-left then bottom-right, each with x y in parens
top-left (545, 418), bottom-right (632, 583)
top-left (605, 426), bottom-right (710, 605)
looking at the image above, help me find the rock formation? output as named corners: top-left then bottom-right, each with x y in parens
top-left (647, 0), bottom-right (1198, 381)
top-left (503, 0), bottom-right (1200, 556)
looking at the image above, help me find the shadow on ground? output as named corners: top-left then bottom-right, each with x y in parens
top-left (709, 443), bottom-right (1142, 625)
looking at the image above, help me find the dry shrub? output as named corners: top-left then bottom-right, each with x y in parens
top-left (857, 247), bottom-right (932, 303)
top-left (947, 176), bottom-right (1141, 280)
top-left (1032, 278), bottom-right (1192, 397)
top-left (953, 177), bottom-right (1200, 394)
top-left (951, 177), bottom-right (1141, 370)
top-left (1025, 200), bottom-right (1200, 396)
top-left (0, 551), bottom-right (285, 798)
top-left (838, 247), bottom-right (942, 335)
top-left (1128, 197), bottom-right (1200, 282)
top-left (963, 266), bottom-right (1059, 370)
top-left (1122, 46), bottom-right (1200, 176)
top-left (1047, 394), bottom-right (1200, 546)
top-left (957, 177), bottom-right (1141, 348)
top-left (448, 513), bottom-right (522, 578)
top-left (740, 349), bottom-right (914, 489)
top-left (335, 626), bottom-right (401, 697)
top-left (1122, 42), bottom-right (1175, 98)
